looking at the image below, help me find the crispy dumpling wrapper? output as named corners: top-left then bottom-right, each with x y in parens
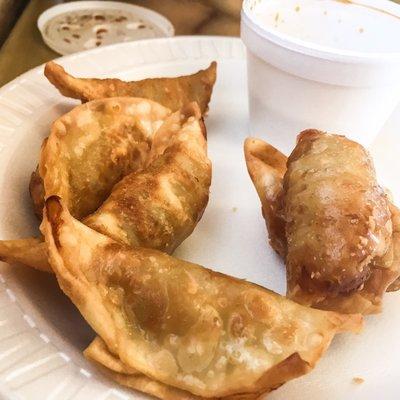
top-left (86, 336), bottom-right (295, 400)
top-left (0, 238), bottom-right (49, 272)
top-left (387, 203), bottom-right (400, 291)
top-left (245, 131), bottom-right (400, 314)
top-left (44, 61), bottom-right (217, 115)
top-left (42, 196), bottom-right (362, 399)
top-left (38, 97), bottom-right (171, 220)
top-left (85, 337), bottom-right (202, 400)
top-left (84, 102), bottom-right (211, 253)
top-left (29, 167), bottom-right (45, 218)
top-left (0, 103), bottom-right (211, 271)
top-left (1, 60), bottom-right (217, 270)
top-left (244, 138), bottom-right (287, 258)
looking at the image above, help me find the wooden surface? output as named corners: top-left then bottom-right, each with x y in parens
top-left (0, 0), bottom-right (26, 47)
top-left (0, 0), bottom-right (241, 87)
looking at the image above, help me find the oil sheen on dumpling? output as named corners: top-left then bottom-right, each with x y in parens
top-left (44, 61), bottom-right (217, 114)
top-left (0, 103), bottom-right (211, 271)
top-left (244, 137), bottom-right (287, 258)
top-left (84, 102), bottom-right (211, 253)
top-left (245, 131), bottom-right (400, 314)
top-left (42, 196), bottom-right (362, 399)
top-left (85, 337), bottom-right (202, 400)
top-left (35, 97), bottom-right (171, 219)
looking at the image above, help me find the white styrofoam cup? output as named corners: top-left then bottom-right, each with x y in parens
top-left (241, 0), bottom-right (400, 153)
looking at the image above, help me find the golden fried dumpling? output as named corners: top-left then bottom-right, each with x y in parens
top-left (44, 61), bottom-right (217, 114)
top-left (29, 167), bottom-right (45, 218)
top-left (0, 238), bottom-right (49, 272)
top-left (84, 102), bottom-right (211, 253)
top-left (42, 196), bottom-right (362, 400)
top-left (37, 97), bottom-right (171, 220)
top-left (0, 103), bottom-right (211, 272)
top-left (85, 337), bottom-right (201, 400)
top-left (387, 204), bottom-right (400, 291)
top-left (244, 138), bottom-right (287, 258)
top-left (245, 131), bottom-right (400, 314)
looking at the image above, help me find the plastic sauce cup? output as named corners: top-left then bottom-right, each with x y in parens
top-left (241, 0), bottom-right (400, 153)
top-left (38, 1), bottom-right (174, 55)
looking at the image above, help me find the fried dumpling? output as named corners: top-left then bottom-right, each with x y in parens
top-left (42, 196), bottom-right (362, 399)
top-left (44, 61), bottom-right (217, 114)
top-left (0, 103), bottom-right (211, 272)
top-left (244, 138), bottom-right (287, 258)
top-left (387, 204), bottom-right (400, 291)
top-left (36, 97), bottom-right (171, 220)
top-left (245, 131), bottom-right (400, 314)
top-left (9, 97), bottom-right (170, 271)
top-left (85, 337), bottom-right (201, 400)
top-left (84, 102), bottom-right (211, 253)
top-left (0, 238), bottom-right (49, 272)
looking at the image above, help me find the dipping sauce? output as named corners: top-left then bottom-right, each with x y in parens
top-left (250, 0), bottom-right (400, 53)
top-left (42, 8), bottom-right (168, 55)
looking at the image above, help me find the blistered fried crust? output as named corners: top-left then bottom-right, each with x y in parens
top-left (84, 102), bottom-right (211, 253)
top-left (29, 167), bottom-right (45, 219)
top-left (307, 201), bottom-right (400, 312)
top-left (85, 337), bottom-right (305, 400)
top-left (86, 337), bottom-right (138, 375)
top-left (0, 238), bottom-right (50, 272)
top-left (245, 133), bottom-right (400, 314)
top-left (284, 130), bottom-right (398, 313)
top-left (244, 138), bottom-right (287, 257)
top-left (387, 204), bottom-right (400, 291)
top-left (42, 196), bottom-right (362, 399)
top-left (44, 61), bottom-right (217, 115)
top-left (85, 337), bottom-right (203, 400)
top-left (373, 202), bottom-right (400, 293)
top-left (0, 103), bottom-right (210, 271)
top-left (39, 97), bottom-right (171, 220)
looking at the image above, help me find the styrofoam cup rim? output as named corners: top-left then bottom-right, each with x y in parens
top-left (242, 0), bottom-right (400, 64)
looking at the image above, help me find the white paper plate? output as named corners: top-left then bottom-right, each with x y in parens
top-left (0, 36), bottom-right (399, 400)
